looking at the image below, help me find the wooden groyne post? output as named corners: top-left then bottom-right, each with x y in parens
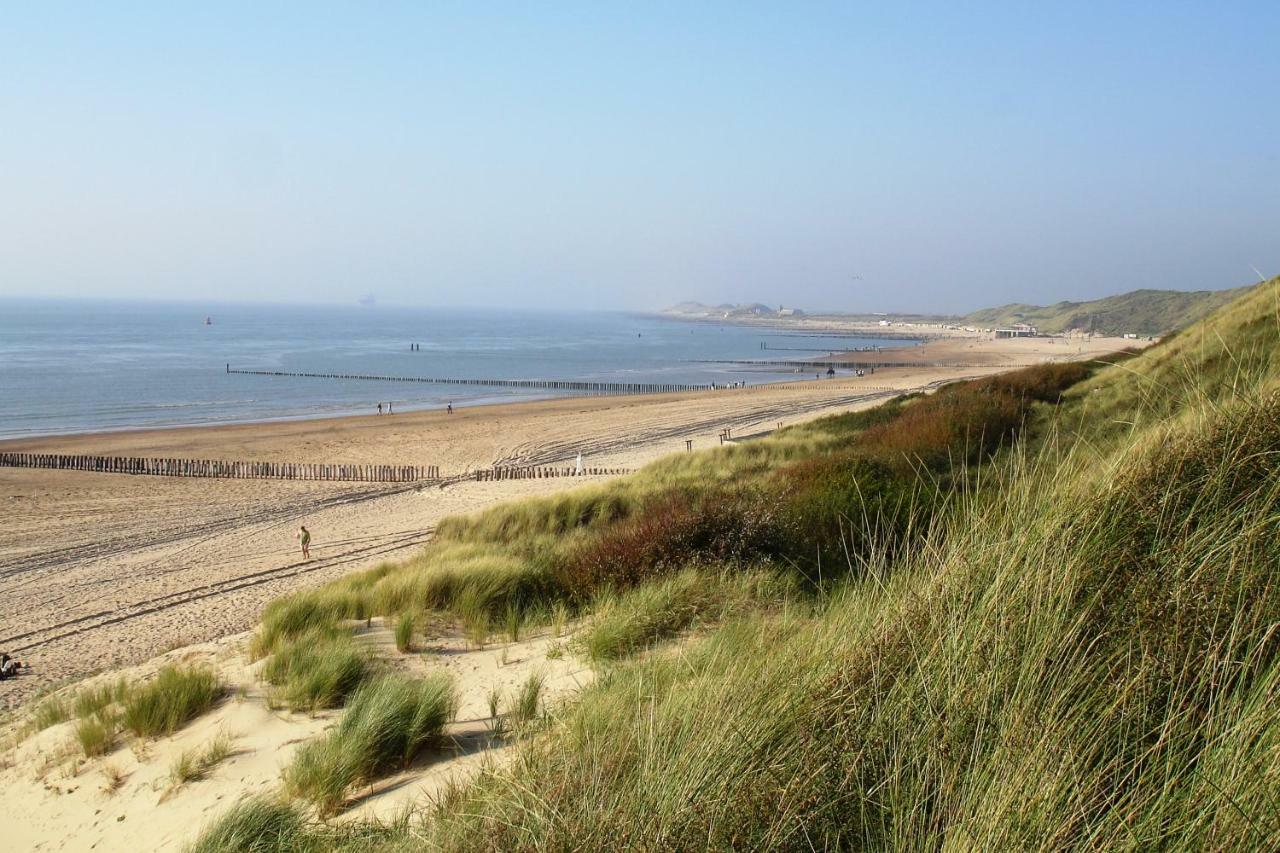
top-left (226, 368), bottom-right (714, 396)
top-left (0, 452), bottom-right (441, 483)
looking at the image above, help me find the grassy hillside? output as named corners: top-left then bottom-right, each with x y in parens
top-left (962, 284), bottom-right (1253, 336)
top-left (186, 279), bottom-right (1280, 850)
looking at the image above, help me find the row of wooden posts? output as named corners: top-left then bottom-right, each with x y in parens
top-left (472, 466), bottom-right (631, 481)
top-left (228, 366), bottom-right (712, 395)
top-left (0, 452), bottom-right (438, 483)
top-left (694, 359), bottom-right (885, 370)
top-left (0, 452), bottom-right (637, 483)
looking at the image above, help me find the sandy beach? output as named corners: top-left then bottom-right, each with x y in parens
top-left (0, 333), bottom-right (1132, 708)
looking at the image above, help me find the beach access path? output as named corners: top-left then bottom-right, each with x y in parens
top-left (0, 333), bottom-right (1133, 706)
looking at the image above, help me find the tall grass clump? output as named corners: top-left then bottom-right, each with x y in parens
top-left (370, 543), bottom-right (557, 624)
top-left (393, 612), bottom-right (415, 653)
top-left (503, 603), bottom-right (522, 643)
top-left (507, 672), bottom-right (545, 729)
top-left (169, 732), bottom-right (235, 787)
top-left (251, 591), bottom-right (368, 660)
top-left (187, 795), bottom-right (316, 853)
top-left (74, 713), bottom-right (118, 758)
top-left (284, 673), bottom-right (455, 814)
top-left (122, 665), bottom-right (221, 738)
top-left (73, 678), bottom-right (128, 719)
top-left (581, 567), bottom-right (795, 661)
top-left (261, 630), bottom-right (368, 712)
top-left (28, 695), bottom-right (71, 731)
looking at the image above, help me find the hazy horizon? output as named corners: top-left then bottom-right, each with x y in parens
top-left (2, 4), bottom-right (1276, 313)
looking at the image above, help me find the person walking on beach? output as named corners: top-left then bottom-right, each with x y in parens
top-left (297, 525), bottom-right (311, 560)
top-left (447, 402), bottom-right (453, 415)
top-left (377, 403), bottom-right (383, 415)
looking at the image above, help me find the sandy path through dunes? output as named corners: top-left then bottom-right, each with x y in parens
top-left (0, 335), bottom-right (1133, 706)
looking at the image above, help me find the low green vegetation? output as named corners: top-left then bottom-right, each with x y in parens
top-left (961, 283), bottom-right (1252, 335)
top-left (73, 678), bottom-right (128, 719)
top-left (188, 796), bottom-right (314, 853)
top-left (506, 672), bottom-right (544, 730)
top-left (194, 278), bottom-right (1280, 850)
top-left (170, 732), bottom-right (235, 787)
top-left (24, 668), bottom-right (222, 762)
top-left (393, 612), bottom-right (415, 653)
top-left (122, 665), bottom-right (221, 738)
top-left (284, 674), bottom-right (455, 814)
top-left (26, 677), bottom-right (130, 735)
top-left (261, 630), bottom-right (367, 712)
top-left (74, 712), bottom-right (118, 758)
top-left (580, 566), bottom-right (796, 661)
top-left (28, 695), bottom-right (71, 731)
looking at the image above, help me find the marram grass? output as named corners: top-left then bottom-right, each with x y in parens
top-left (284, 673), bottom-right (456, 814)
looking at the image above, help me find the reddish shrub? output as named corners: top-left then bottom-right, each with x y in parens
top-left (857, 387), bottom-right (1024, 468)
top-left (973, 361), bottom-right (1092, 403)
top-left (856, 361), bottom-right (1094, 468)
top-left (553, 487), bottom-right (791, 595)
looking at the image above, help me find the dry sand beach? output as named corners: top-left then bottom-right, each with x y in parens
top-left (0, 333), bottom-right (1132, 709)
top-left (0, 333), bottom-right (1136, 852)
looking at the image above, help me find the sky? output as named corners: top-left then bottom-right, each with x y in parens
top-left (1, 3), bottom-right (1277, 314)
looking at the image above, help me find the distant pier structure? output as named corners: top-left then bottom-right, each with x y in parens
top-left (225, 367), bottom-right (714, 396)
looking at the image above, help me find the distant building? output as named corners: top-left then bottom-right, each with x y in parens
top-left (994, 323), bottom-right (1038, 339)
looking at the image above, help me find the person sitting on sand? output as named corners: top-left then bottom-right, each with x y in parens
top-left (0, 653), bottom-right (24, 680)
top-left (297, 525), bottom-right (311, 560)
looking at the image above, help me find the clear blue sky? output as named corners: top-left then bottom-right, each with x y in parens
top-left (2, 2), bottom-right (1276, 313)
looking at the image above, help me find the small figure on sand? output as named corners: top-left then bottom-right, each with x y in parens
top-left (297, 525), bottom-right (311, 560)
top-left (387, 402), bottom-right (393, 414)
top-left (447, 402), bottom-right (453, 415)
top-left (0, 652), bottom-right (25, 680)
top-left (377, 403), bottom-right (383, 415)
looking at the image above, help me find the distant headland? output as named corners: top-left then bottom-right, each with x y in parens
top-left (661, 284), bottom-right (1253, 338)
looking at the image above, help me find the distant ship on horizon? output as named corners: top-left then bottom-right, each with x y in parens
top-left (204, 315), bottom-right (213, 325)
top-left (358, 294), bottom-right (377, 307)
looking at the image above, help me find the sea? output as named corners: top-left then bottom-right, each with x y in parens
top-left (0, 299), bottom-right (910, 439)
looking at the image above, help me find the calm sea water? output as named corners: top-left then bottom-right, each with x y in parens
top-left (0, 299), bottom-right (906, 439)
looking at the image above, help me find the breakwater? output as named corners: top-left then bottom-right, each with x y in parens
top-left (472, 466), bottom-right (630, 481)
top-left (0, 452), bottom-right (438, 483)
top-left (227, 367), bottom-right (713, 395)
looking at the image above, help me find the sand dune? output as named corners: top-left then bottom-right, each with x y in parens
top-left (1, 620), bottom-right (592, 853)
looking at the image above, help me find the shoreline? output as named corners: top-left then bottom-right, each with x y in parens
top-left (0, 330), bottom-right (1074, 450)
top-left (0, 379), bottom-right (813, 455)
top-left (0, 388), bottom-right (564, 446)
